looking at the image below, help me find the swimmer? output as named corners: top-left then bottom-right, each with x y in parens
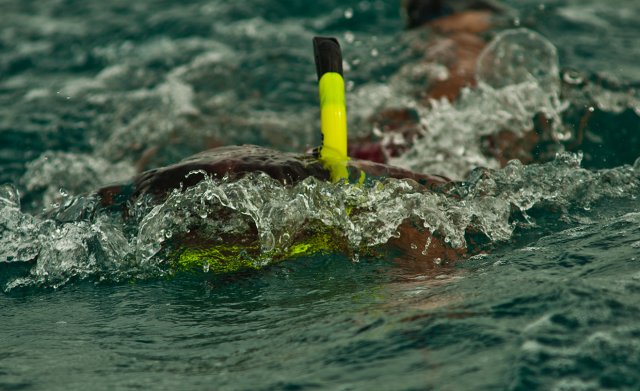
top-left (349, 0), bottom-right (514, 163)
top-left (349, 0), bottom-right (559, 167)
top-left (353, 1), bottom-right (640, 170)
top-left (96, 37), bottom-right (463, 273)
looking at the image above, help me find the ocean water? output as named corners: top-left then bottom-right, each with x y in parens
top-left (1, 0), bottom-right (640, 390)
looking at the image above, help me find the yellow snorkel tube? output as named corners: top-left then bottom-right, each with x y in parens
top-left (314, 37), bottom-right (349, 182)
top-left (173, 37), bottom-right (354, 274)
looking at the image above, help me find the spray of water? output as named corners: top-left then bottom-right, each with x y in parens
top-left (2, 153), bottom-right (639, 291)
top-left (392, 29), bottom-right (568, 179)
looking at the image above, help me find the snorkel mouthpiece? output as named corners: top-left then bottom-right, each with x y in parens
top-left (314, 37), bottom-right (349, 181)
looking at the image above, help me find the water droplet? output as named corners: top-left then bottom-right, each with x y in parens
top-left (344, 31), bottom-right (355, 43)
top-left (344, 8), bottom-right (353, 19)
top-left (562, 69), bottom-right (583, 85)
top-left (476, 29), bottom-right (559, 94)
top-left (0, 184), bottom-right (21, 208)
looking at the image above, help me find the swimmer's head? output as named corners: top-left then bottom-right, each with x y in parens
top-left (403, 0), bottom-right (507, 29)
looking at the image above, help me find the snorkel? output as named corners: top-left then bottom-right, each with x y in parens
top-left (314, 37), bottom-right (350, 182)
top-left (173, 37), bottom-right (352, 272)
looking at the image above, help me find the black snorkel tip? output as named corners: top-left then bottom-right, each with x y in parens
top-left (313, 37), bottom-right (343, 80)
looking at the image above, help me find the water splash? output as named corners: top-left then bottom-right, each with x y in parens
top-left (392, 29), bottom-right (568, 179)
top-left (22, 152), bottom-right (135, 209)
top-left (476, 29), bottom-right (560, 95)
top-left (2, 154), bottom-right (639, 291)
top-left (0, 185), bottom-right (40, 264)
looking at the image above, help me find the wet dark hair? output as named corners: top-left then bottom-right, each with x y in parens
top-left (404, 0), bottom-right (453, 28)
top-left (403, 0), bottom-right (506, 29)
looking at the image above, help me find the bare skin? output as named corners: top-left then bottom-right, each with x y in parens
top-left (424, 12), bottom-right (491, 101)
top-left (348, 2), bottom-right (565, 168)
top-left (350, 9), bottom-right (498, 163)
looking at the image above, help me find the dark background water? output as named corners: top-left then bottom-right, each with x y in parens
top-left (1, 0), bottom-right (640, 390)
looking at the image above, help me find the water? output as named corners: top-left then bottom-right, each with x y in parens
top-left (1, 0), bottom-right (640, 389)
